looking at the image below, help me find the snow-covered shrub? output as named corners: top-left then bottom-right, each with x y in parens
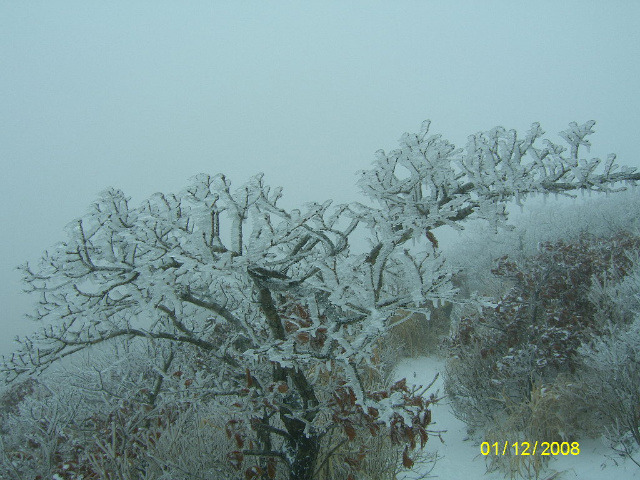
top-left (0, 379), bottom-right (88, 480)
top-left (1, 333), bottom-right (435, 480)
top-left (446, 232), bottom-right (640, 435)
top-left (541, 290), bottom-right (640, 468)
top-left (571, 258), bottom-right (640, 460)
top-left (443, 189), bottom-right (640, 302)
top-left (0, 343), bottom-right (240, 480)
top-left (576, 313), bottom-right (640, 448)
top-left (90, 400), bottom-right (238, 480)
top-left (0, 377), bottom-right (48, 431)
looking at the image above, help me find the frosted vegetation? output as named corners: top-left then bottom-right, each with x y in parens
top-left (2, 120), bottom-right (640, 479)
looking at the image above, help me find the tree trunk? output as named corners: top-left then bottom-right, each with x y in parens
top-left (255, 285), bottom-right (321, 479)
top-left (287, 433), bottom-right (320, 480)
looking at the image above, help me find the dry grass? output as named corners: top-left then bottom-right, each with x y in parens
top-left (386, 303), bottom-right (453, 358)
top-left (481, 377), bottom-right (597, 480)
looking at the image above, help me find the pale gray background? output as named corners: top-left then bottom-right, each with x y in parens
top-left (1, 1), bottom-right (639, 357)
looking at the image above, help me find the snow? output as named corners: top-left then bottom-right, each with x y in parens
top-left (394, 356), bottom-right (640, 480)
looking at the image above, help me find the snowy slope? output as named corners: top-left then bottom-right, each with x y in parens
top-left (394, 357), bottom-right (640, 480)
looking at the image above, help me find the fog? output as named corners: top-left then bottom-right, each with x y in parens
top-left (1, 1), bottom-right (639, 357)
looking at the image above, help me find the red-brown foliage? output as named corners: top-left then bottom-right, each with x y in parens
top-left (449, 232), bottom-right (640, 414)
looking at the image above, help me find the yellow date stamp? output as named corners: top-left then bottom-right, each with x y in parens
top-left (480, 441), bottom-right (580, 456)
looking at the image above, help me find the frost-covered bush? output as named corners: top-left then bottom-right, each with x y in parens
top-left (0, 341), bottom-right (432, 480)
top-left (0, 343), bottom-right (241, 480)
top-left (0, 378), bottom-right (89, 480)
top-left (0, 384), bottom-right (238, 480)
top-left (577, 318), bottom-right (640, 442)
top-left (446, 232), bottom-right (640, 434)
top-left (443, 189), bottom-right (640, 300)
top-left (573, 263), bottom-right (640, 450)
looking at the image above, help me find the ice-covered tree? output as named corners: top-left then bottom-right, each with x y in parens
top-left (3, 120), bottom-right (638, 479)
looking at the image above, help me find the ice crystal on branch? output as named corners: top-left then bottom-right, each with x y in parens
top-left (359, 120), bottom-right (638, 234)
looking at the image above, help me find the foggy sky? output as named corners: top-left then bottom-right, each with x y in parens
top-left (2, 1), bottom-right (639, 357)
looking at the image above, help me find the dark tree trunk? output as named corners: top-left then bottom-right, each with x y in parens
top-left (254, 284), bottom-right (322, 479)
top-left (287, 433), bottom-right (320, 480)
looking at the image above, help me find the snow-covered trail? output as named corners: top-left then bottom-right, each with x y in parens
top-left (394, 357), bottom-right (640, 480)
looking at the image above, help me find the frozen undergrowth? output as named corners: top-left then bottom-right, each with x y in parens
top-left (394, 356), bottom-right (640, 480)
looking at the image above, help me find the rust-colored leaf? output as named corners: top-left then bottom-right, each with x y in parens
top-left (244, 466), bottom-right (263, 480)
top-left (402, 447), bottom-right (414, 468)
top-left (426, 229), bottom-right (439, 249)
top-left (344, 456), bottom-right (360, 467)
top-left (228, 450), bottom-right (244, 471)
top-left (344, 422), bottom-right (356, 441)
top-left (225, 419), bottom-right (237, 439)
top-left (391, 378), bottom-right (407, 392)
top-left (424, 409), bottom-right (432, 426)
top-left (277, 382), bottom-right (289, 393)
top-left (418, 427), bottom-right (429, 448)
top-left (267, 458), bottom-right (277, 479)
top-left (311, 329), bottom-right (327, 348)
top-left (408, 428), bottom-right (416, 449)
top-left (348, 387), bottom-right (356, 405)
top-left (284, 320), bottom-right (298, 333)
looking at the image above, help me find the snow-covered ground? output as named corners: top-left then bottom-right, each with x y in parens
top-left (394, 357), bottom-right (640, 480)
